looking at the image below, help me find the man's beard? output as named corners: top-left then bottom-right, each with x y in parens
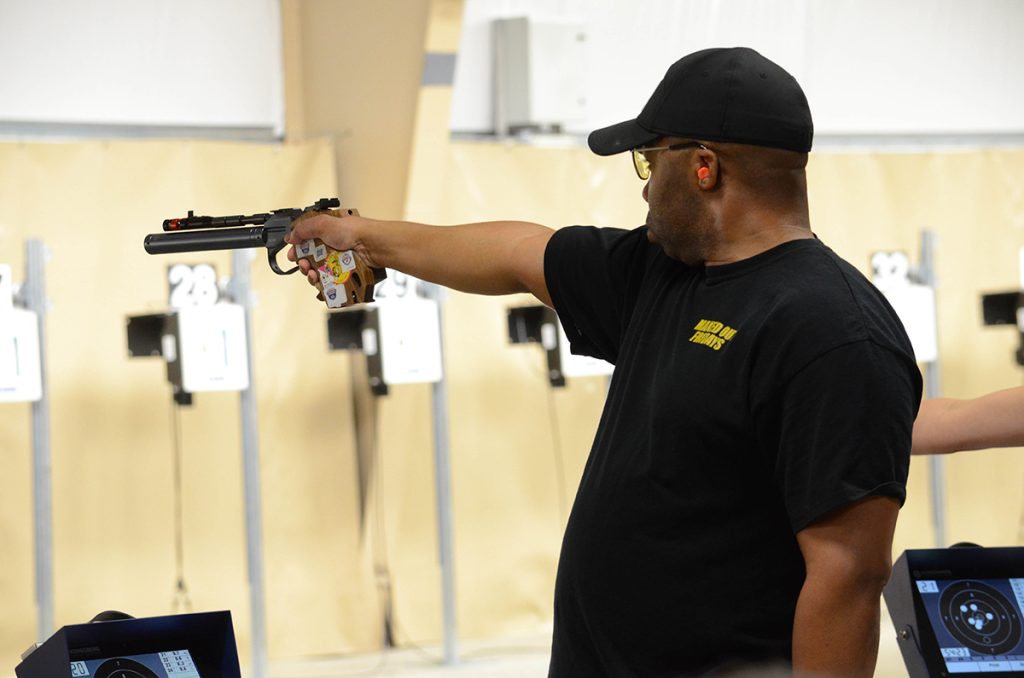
top-left (646, 188), bottom-right (714, 266)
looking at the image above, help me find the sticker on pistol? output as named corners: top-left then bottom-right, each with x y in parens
top-left (322, 281), bottom-right (343, 308)
top-left (339, 250), bottom-right (357, 273)
top-left (321, 251), bottom-right (351, 283)
top-left (313, 243), bottom-right (328, 262)
top-left (297, 239), bottom-right (316, 258)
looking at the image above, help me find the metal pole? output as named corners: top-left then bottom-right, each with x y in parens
top-left (24, 239), bottom-right (54, 642)
top-left (919, 230), bottom-right (946, 547)
top-left (230, 250), bottom-right (268, 678)
top-left (426, 284), bottom-right (459, 665)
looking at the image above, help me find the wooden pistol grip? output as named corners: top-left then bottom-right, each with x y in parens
top-left (293, 207), bottom-right (386, 308)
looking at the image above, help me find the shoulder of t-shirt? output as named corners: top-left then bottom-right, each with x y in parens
top-left (766, 241), bottom-right (897, 322)
top-left (547, 224), bottom-right (651, 257)
top-left (755, 241), bottom-right (918, 372)
top-left (546, 224), bottom-right (663, 298)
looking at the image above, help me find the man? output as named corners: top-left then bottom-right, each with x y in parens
top-left (286, 47), bottom-right (922, 677)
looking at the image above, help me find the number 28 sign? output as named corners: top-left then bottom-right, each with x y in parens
top-left (168, 263), bottom-right (219, 309)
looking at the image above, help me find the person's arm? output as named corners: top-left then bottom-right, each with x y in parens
top-left (792, 495), bottom-right (899, 678)
top-left (285, 213), bottom-right (555, 306)
top-left (912, 386), bottom-right (1024, 456)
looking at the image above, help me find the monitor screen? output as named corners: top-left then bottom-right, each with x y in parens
top-left (70, 650), bottom-right (201, 678)
top-left (915, 577), bottom-right (1024, 673)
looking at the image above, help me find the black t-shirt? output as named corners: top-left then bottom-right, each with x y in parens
top-left (543, 226), bottom-right (922, 677)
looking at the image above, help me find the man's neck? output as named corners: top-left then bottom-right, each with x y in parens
top-left (700, 216), bottom-right (811, 266)
top-left (704, 202), bottom-right (812, 266)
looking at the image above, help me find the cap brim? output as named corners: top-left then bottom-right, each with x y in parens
top-left (587, 119), bottom-right (660, 156)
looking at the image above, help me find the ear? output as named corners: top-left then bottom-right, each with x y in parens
top-left (695, 147), bottom-right (718, 190)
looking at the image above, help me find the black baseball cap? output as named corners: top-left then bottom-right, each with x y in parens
top-left (588, 47), bottom-right (813, 155)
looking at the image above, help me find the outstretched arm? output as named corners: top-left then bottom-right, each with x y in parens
top-left (912, 386), bottom-right (1024, 456)
top-left (285, 213), bottom-right (554, 306)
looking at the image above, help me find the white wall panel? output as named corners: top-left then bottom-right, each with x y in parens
top-left (451, 0), bottom-right (1024, 142)
top-left (0, 0), bottom-right (283, 135)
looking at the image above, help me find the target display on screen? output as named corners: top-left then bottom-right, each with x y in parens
top-left (917, 578), bottom-right (1024, 673)
top-left (69, 650), bottom-right (200, 678)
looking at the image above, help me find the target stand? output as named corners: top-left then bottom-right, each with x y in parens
top-left (982, 291), bottom-right (1024, 367)
top-left (506, 304), bottom-right (613, 387)
top-left (885, 547), bottom-right (1024, 676)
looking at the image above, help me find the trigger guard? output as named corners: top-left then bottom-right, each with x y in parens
top-left (269, 244), bottom-right (299, 275)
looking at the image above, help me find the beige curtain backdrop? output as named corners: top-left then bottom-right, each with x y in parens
top-left (0, 138), bottom-right (385, 669)
top-left (1, 136), bottom-right (1023, 675)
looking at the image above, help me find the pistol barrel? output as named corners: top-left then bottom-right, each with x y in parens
top-left (144, 227), bottom-right (270, 254)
